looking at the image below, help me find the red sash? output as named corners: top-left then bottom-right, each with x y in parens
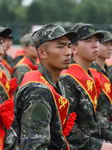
top-left (90, 68), bottom-right (112, 104)
top-left (0, 70), bottom-right (17, 101)
top-left (0, 69), bottom-right (10, 99)
top-left (15, 49), bottom-right (26, 57)
top-left (61, 64), bottom-right (98, 112)
top-left (20, 71), bottom-right (70, 150)
top-left (15, 56), bottom-right (38, 71)
top-left (2, 59), bottom-right (12, 75)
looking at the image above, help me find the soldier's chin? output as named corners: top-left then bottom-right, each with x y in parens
top-left (63, 65), bottom-right (70, 69)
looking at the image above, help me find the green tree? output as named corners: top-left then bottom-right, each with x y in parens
top-left (0, 0), bottom-right (16, 21)
top-left (26, 0), bottom-right (78, 24)
top-left (76, 0), bottom-right (112, 24)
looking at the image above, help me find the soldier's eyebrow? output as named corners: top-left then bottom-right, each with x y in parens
top-left (58, 42), bottom-right (71, 46)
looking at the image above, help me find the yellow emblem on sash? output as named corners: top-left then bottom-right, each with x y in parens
top-left (104, 83), bottom-right (111, 93)
top-left (58, 96), bottom-right (67, 109)
top-left (0, 136), bottom-right (3, 150)
top-left (87, 80), bottom-right (93, 92)
top-left (5, 81), bottom-right (10, 92)
top-left (0, 72), bottom-right (2, 78)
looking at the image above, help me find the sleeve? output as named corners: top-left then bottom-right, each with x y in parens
top-left (4, 127), bottom-right (20, 150)
top-left (16, 85), bottom-right (52, 150)
top-left (101, 104), bottom-right (112, 140)
top-left (60, 76), bottom-right (103, 150)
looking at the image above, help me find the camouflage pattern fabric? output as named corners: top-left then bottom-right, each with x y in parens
top-left (20, 33), bottom-right (34, 46)
top-left (59, 61), bottom-right (103, 150)
top-left (108, 64), bottom-right (112, 84)
top-left (68, 23), bottom-right (104, 43)
top-left (90, 62), bottom-right (112, 141)
top-left (4, 127), bottom-right (20, 150)
top-left (4, 54), bottom-right (15, 68)
top-left (15, 64), bottom-right (67, 149)
top-left (14, 55), bottom-right (24, 65)
top-left (12, 55), bottom-right (37, 88)
top-left (32, 24), bottom-right (77, 50)
top-left (98, 30), bottom-right (112, 43)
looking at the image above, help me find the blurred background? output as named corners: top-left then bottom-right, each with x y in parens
top-left (1, 0), bottom-right (112, 57)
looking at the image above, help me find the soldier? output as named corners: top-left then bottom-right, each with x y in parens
top-left (1, 28), bottom-right (15, 75)
top-left (60, 24), bottom-right (112, 150)
top-left (12, 33), bottom-right (38, 90)
top-left (15, 24), bottom-right (77, 149)
top-left (107, 35), bottom-right (112, 84)
top-left (0, 27), bottom-right (17, 102)
top-left (0, 27), bottom-right (19, 150)
top-left (90, 30), bottom-right (112, 142)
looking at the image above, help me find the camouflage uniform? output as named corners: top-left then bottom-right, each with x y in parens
top-left (90, 62), bottom-right (112, 140)
top-left (15, 24), bottom-right (77, 150)
top-left (60, 61), bottom-right (103, 150)
top-left (108, 65), bottom-right (112, 84)
top-left (0, 27), bottom-right (19, 150)
top-left (99, 30), bottom-right (112, 84)
top-left (0, 27), bottom-right (15, 75)
top-left (90, 30), bottom-right (112, 142)
top-left (59, 24), bottom-right (105, 150)
top-left (3, 53), bottom-right (15, 69)
top-left (16, 64), bottom-right (68, 149)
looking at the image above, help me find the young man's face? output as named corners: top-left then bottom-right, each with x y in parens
top-left (72, 35), bottom-right (99, 62)
top-left (5, 37), bottom-right (12, 51)
top-left (98, 41), bottom-right (112, 59)
top-left (25, 45), bottom-right (38, 61)
top-left (43, 36), bottom-right (72, 71)
top-left (1, 37), bottom-right (7, 52)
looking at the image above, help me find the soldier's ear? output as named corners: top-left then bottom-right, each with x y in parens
top-left (23, 46), bottom-right (28, 53)
top-left (71, 45), bottom-right (78, 55)
top-left (38, 47), bottom-right (47, 60)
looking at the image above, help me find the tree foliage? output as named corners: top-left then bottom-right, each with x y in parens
top-left (0, 0), bottom-right (112, 24)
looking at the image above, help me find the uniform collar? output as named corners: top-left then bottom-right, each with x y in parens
top-left (26, 55), bottom-right (37, 65)
top-left (91, 62), bottom-right (107, 74)
top-left (38, 64), bottom-right (64, 94)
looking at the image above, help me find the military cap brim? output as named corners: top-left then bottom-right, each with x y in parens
top-left (100, 38), bottom-right (112, 43)
top-left (98, 30), bottom-right (112, 43)
top-left (80, 31), bottom-right (104, 40)
top-left (32, 24), bottom-right (77, 50)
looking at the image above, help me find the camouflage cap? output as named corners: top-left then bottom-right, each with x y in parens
top-left (31, 24), bottom-right (77, 50)
top-left (69, 23), bottom-right (104, 43)
top-left (0, 26), bottom-right (12, 37)
top-left (20, 33), bottom-right (34, 46)
top-left (98, 30), bottom-right (112, 43)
